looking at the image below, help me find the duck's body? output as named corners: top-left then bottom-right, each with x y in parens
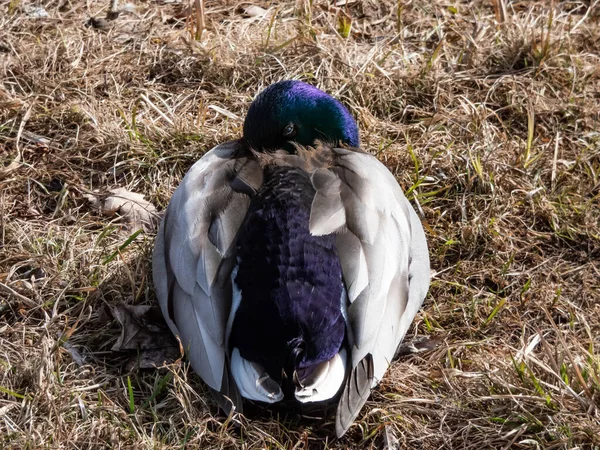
top-left (153, 81), bottom-right (430, 436)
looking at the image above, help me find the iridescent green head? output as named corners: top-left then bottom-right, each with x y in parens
top-left (243, 80), bottom-right (360, 152)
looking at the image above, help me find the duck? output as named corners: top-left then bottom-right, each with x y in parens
top-left (152, 80), bottom-right (430, 437)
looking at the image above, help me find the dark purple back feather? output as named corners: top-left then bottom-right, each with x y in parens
top-left (230, 166), bottom-right (346, 382)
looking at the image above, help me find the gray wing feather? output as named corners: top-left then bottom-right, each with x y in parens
top-left (207, 364), bottom-right (243, 415)
top-left (309, 169), bottom-right (347, 235)
top-left (171, 281), bottom-right (224, 387)
top-left (309, 148), bottom-right (416, 369)
top-left (334, 233), bottom-right (368, 306)
top-left (335, 355), bottom-right (374, 437)
top-left (153, 141), bottom-right (260, 412)
top-left (308, 147), bottom-right (429, 436)
top-left (406, 198), bottom-right (431, 307)
top-left (207, 190), bottom-right (249, 257)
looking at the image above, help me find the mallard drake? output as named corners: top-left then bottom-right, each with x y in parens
top-left (152, 80), bottom-right (430, 437)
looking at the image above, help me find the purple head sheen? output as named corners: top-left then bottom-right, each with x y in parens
top-left (243, 80), bottom-right (360, 152)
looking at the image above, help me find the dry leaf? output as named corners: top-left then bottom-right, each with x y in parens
top-left (394, 335), bottom-right (442, 358)
top-left (86, 17), bottom-right (111, 30)
top-left (62, 341), bottom-right (85, 366)
top-left (24, 5), bottom-right (50, 19)
top-left (85, 187), bottom-right (159, 232)
top-left (242, 5), bottom-right (269, 18)
top-left (110, 304), bottom-right (181, 370)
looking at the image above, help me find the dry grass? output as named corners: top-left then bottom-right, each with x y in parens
top-left (1, 0), bottom-right (600, 448)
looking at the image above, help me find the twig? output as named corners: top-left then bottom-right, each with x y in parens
top-left (0, 282), bottom-right (37, 308)
top-left (551, 131), bottom-right (560, 191)
top-left (140, 93), bottom-right (175, 126)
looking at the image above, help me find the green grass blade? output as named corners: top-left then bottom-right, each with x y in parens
top-left (103, 229), bottom-right (143, 264)
top-left (127, 376), bottom-right (135, 414)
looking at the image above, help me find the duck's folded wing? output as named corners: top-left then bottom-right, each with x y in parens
top-left (309, 147), bottom-right (430, 436)
top-left (152, 141), bottom-right (262, 413)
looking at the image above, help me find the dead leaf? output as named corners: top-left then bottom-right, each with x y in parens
top-left (85, 187), bottom-right (159, 232)
top-left (125, 348), bottom-right (179, 372)
top-left (86, 17), bottom-right (111, 30)
top-left (24, 5), bottom-right (50, 19)
top-left (394, 335), bottom-right (442, 359)
top-left (62, 341), bottom-right (85, 366)
top-left (110, 304), bottom-right (181, 370)
top-left (242, 5), bottom-right (269, 18)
